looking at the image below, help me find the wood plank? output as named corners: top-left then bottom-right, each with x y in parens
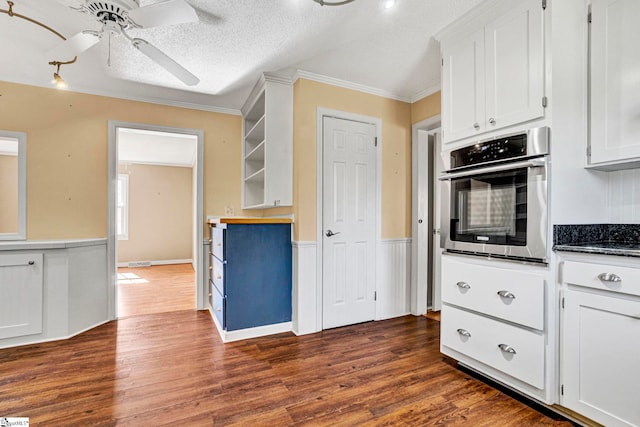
top-left (0, 312), bottom-right (574, 426)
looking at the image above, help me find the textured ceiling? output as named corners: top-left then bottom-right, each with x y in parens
top-left (0, 0), bottom-right (482, 111)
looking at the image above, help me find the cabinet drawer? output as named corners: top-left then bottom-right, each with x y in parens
top-left (211, 285), bottom-right (225, 329)
top-left (441, 304), bottom-right (545, 389)
top-left (441, 256), bottom-right (545, 330)
top-left (211, 256), bottom-right (224, 294)
top-left (563, 261), bottom-right (640, 297)
top-left (211, 226), bottom-right (224, 260)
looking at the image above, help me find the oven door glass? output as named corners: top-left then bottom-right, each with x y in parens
top-left (449, 168), bottom-right (527, 246)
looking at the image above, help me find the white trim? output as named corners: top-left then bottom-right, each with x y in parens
top-left (116, 174), bottom-right (129, 240)
top-left (0, 130), bottom-right (26, 241)
top-left (295, 70), bottom-right (411, 103)
top-left (410, 84), bottom-right (441, 103)
top-left (291, 241), bottom-right (316, 248)
top-left (119, 159), bottom-right (195, 168)
top-left (316, 108), bottom-right (383, 331)
top-left (379, 238), bottom-right (411, 245)
top-left (8, 78), bottom-right (242, 116)
top-left (209, 308), bottom-right (292, 343)
top-left (117, 259), bottom-right (193, 268)
top-left (411, 116), bottom-right (441, 315)
top-left (108, 121), bottom-right (205, 320)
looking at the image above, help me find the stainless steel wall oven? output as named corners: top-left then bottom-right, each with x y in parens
top-left (439, 127), bottom-right (550, 263)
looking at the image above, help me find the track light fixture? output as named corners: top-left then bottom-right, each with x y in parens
top-left (1, 0), bottom-right (77, 89)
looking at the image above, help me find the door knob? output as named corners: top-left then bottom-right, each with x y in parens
top-left (326, 229), bottom-right (341, 237)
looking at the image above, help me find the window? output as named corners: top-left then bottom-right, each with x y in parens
top-left (116, 174), bottom-right (129, 240)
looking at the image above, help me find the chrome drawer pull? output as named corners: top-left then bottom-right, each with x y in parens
top-left (456, 281), bottom-right (471, 289)
top-left (456, 328), bottom-right (471, 337)
top-left (598, 272), bottom-right (621, 283)
top-left (498, 344), bottom-right (516, 354)
top-left (497, 290), bottom-right (516, 299)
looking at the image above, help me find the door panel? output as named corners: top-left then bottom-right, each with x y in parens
top-left (323, 117), bottom-right (377, 329)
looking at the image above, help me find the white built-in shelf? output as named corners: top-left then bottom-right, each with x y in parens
top-left (241, 73), bottom-right (293, 209)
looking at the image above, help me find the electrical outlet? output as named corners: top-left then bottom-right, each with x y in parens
top-left (224, 205), bottom-right (234, 216)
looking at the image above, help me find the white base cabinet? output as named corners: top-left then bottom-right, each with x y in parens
top-left (560, 260), bottom-right (640, 427)
top-left (0, 253), bottom-right (43, 339)
top-left (440, 255), bottom-right (551, 402)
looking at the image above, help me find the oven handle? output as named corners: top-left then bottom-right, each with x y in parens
top-left (438, 158), bottom-right (546, 181)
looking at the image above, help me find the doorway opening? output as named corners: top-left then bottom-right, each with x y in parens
top-left (411, 116), bottom-right (442, 319)
top-left (108, 122), bottom-right (205, 320)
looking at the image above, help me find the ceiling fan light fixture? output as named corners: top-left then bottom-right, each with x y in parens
top-left (383, 0), bottom-right (397, 9)
top-left (51, 72), bottom-right (68, 89)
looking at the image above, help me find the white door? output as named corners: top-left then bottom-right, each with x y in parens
top-left (442, 29), bottom-right (485, 144)
top-left (590, 0), bottom-right (640, 165)
top-left (484, 0), bottom-right (544, 131)
top-left (431, 130), bottom-right (443, 312)
top-left (322, 117), bottom-right (377, 329)
top-left (413, 129), bottom-right (430, 315)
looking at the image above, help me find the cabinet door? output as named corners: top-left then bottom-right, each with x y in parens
top-left (561, 289), bottom-right (640, 427)
top-left (442, 29), bottom-right (485, 145)
top-left (485, 0), bottom-right (544, 132)
top-left (590, 0), bottom-right (640, 166)
top-left (0, 253), bottom-right (43, 339)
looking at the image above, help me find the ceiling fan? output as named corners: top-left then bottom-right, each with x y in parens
top-left (50, 0), bottom-right (200, 86)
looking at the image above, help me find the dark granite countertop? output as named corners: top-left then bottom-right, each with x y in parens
top-left (553, 224), bottom-right (640, 258)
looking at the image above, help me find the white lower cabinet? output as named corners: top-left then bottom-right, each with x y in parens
top-left (442, 304), bottom-right (545, 389)
top-left (440, 255), bottom-right (550, 400)
top-left (0, 253), bottom-right (43, 339)
top-left (561, 260), bottom-right (640, 427)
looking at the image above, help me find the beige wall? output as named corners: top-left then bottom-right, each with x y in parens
top-left (292, 78), bottom-right (413, 241)
top-left (0, 81), bottom-right (243, 239)
top-left (0, 154), bottom-right (18, 233)
top-left (117, 163), bottom-right (193, 263)
top-left (411, 91), bottom-right (441, 124)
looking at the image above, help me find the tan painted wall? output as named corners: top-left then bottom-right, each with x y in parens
top-left (0, 80), bottom-right (243, 239)
top-left (0, 154), bottom-right (18, 233)
top-left (117, 163), bottom-right (193, 263)
top-left (411, 91), bottom-right (441, 124)
top-left (292, 78), bottom-right (413, 241)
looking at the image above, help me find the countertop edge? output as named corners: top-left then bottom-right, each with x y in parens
top-left (207, 217), bottom-right (293, 225)
top-left (0, 238), bottom-right (108, 251)
top-left (553, 244), bottom-right (640, 258)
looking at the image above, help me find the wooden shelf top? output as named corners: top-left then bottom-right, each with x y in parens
top-left (207, 217), bottom-right (292, 225)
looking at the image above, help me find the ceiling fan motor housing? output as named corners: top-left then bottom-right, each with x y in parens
top-left (82, 0), bottom-right (139, 27)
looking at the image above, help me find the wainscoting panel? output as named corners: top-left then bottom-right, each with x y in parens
top-left (376, 239), bottom-right (412, 321)
top-left (292, 241), bottom-right (318, 335)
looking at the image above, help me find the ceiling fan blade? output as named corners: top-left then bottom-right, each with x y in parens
top-left (132, 38), bottom-right (200, 86)
top-left (128, 0), bottom-right (198, 28)
top-left (48, 31), bottom-right (101, 59)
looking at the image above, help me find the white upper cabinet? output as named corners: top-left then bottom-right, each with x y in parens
top-left (441, 0), bottom-right (545, 146)
top-left (588, 0), bottom-right (640, 170)
top-left (241, 73), bottom-right (293, 209)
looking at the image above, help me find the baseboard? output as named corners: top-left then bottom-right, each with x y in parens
top-left (117, 259), bottom-right (193, 268)
top-left (207, 309), bottom-right (292, 343)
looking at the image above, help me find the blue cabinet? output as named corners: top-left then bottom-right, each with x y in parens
top-left (209, 222), bottom-right (292, 332)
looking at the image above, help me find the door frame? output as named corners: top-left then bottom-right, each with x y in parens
top-left (410, 115), bottom-right (441, 315)
top-left (316, 108), bottom-right (382, 330)
top-left (107, 121), bottom-right (205, 320)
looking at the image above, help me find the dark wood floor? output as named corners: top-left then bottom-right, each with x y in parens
top-left (0, 312), bottom-right (572, 426)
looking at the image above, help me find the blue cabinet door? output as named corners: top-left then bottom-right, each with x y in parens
top-left (224, 223), bottom-right (292, 331)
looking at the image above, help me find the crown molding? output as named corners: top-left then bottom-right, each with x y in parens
top-left (410, 84), bottom-right (441, 103)
top-left (1, 77), bottom-right (242, 116)
top-left (293, 70), bottom-right (411, 103)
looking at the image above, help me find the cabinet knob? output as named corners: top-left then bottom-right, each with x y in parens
top-left (489, 117), bottom-right (496, 126)
top-left (498, 344), bottom-right (516, 354)
top-left (497, 290), bottom-right (516, 299)
top-left (456, 281), bottom-right (471, 289)
top-left (473, 122), bottom-right (480, 130)
top-left (598, 272), bottom-right (621, 283)
top-left (457, 328), bottom-right (471, 337)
